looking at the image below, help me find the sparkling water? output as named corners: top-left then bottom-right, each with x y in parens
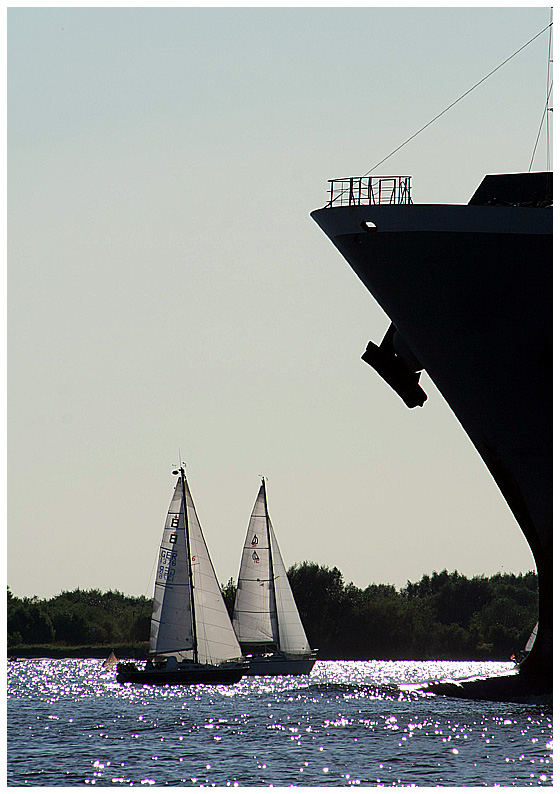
top-left (7, 659), bottom-right (552, 786)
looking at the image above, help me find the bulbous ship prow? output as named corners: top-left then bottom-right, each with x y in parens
top-left (311, 172), bottom-right (552, 699)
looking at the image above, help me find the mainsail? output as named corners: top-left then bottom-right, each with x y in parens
top-left (232, 484), bottom-right (278, 645)
top-left (233, 480), bottom-right (312, 655)
top-left (150, 469), bottom-right (242, 665)
top-left (150, 477), bottom-right (194, 659)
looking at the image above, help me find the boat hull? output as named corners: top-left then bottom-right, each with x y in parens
top-left (116, 662), bottom-right (247, 685)
top-left (245, 654), bottom-right (316, 676)
top-left (403, 669), bottom-right (552, 705)
top-left (311, 200), bottom-right (552, 686)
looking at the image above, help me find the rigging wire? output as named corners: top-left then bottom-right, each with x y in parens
top-left (145, 547), bottom-right (159, 600)
top-left (529, 10), bottom-right (553, 172)
top-left (545, 8), bottom-right (553, 170)
top-left (363, 21), bottom-right (553, 176)
top-left (529, 81), bottom-right (553, 172)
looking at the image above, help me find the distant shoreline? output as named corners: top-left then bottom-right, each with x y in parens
top-left (8, 569), bottom-right (538, 663)
top-left (7, 644), bottom-right (149, 660)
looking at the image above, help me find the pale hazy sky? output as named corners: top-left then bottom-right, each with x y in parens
top-left (8, 6), bottom-right (551, 599)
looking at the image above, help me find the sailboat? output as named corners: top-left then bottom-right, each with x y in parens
top-left (232, 478), bottom-right (316, 676)
top-left (513, 622), bottom-right (539, 667)
top-left (117, 465), bottom-right (248, 685)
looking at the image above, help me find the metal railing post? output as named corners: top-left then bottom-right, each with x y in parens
top-left (325, 176), bottom-right (412, 207)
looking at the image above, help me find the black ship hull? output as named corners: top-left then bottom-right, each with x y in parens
top-left (311, 177), bottom-right (552, 696)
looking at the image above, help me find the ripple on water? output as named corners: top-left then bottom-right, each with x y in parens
top-left (7, 658), bottom-right (552, 786)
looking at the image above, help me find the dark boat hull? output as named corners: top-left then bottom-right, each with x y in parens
top-left (311, 195), bottom-right (552, 690)
top-left (245, 654), bottom-right (316, 676)
top-left (116, 662), bottom-right (247, 685)
top-left (403, 669), bottom-right (552, 705)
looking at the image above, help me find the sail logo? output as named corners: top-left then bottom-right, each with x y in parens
top-left (252, 551), bottom-right (260, 564)
top-left (170, 514), bottom-right (180, 528)
top-left (169, 533), bottom-right (177, 544)
top-left (251, 534), bottom-right (259, 546)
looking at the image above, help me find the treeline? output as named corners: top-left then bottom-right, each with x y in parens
top-left (7, 588), bottom-right (152, 648)
top-left (7, 563), bottom-right (538, 661)
top-left (286, 564), bottom-right (538, 661)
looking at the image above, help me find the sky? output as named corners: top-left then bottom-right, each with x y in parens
top-left (8, 6), bottom-right (552, 599)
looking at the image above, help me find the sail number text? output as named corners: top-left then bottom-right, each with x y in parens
top-left (157, 549), bottom-right (177, 582)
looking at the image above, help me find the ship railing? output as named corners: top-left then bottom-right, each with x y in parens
top-left (326, 176), bottom-right (412, 207)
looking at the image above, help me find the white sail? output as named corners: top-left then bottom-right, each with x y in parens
top-left (233, 480), bottom-right (312, 656)
top-left (525, 621), bottom-right (538, 652)
top-left (183, 477), bottom-right (243, 665)
top-left (232, 484), bottom-right (278, 646)
top-left (149, 477), bottom-right (194, 659)
top-left (269, 523), bottom-right (312, 655)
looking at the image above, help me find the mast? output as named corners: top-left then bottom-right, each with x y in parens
top-left (262, 477), bottom-right (279, 648)
top-left (180, 464), bottom-right (198, 664)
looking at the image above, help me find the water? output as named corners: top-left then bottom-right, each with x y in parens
top-left (7, 659), bottom-right (552, 787)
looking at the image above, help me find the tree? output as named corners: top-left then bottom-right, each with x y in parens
top-left (221, 577), bottom-right (236, 619)
top-left (8, 601), bottom-right (55, 643)
top-left (288, 562), bottom-right (347, 657)
top-left (51, 610), bottom-right (91, 644)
